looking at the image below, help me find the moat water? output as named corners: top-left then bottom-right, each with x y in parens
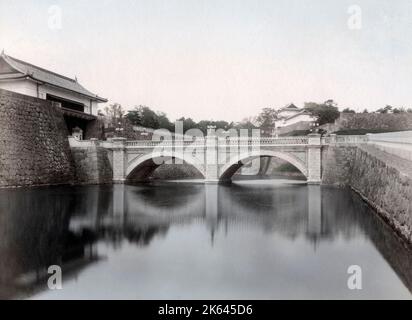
top-left (0, 180), bottom-right (411, 299)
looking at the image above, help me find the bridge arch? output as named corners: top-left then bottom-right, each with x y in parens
top-left (219, 149), bottom-right (308, 181)
top-left (126, 151), bottom-right (206, 181)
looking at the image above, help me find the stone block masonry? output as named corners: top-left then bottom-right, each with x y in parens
top-left (322, 144), bottom-right (412, 243)
top-left (0, 89), bottom-right (74, 187)
top-left (71, 143), bottom-right (113, 185)
top-left (350, 145), bottom-right (412, 243)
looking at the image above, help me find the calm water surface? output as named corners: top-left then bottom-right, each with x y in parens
top-left (0, 180), bottom-right (411, 299)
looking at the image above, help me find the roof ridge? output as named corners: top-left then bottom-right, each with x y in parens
top-left (5, 54), bottom-right (77, 83)
top-left (284, 110), bottom-right (312, 120)
top-left (1, 52), bottom-right (107, 102)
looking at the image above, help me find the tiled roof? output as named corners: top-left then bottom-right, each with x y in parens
top-left (0, 52), bottom-right (107, 102)
top-left (279, 103), bottom-right (299, 110)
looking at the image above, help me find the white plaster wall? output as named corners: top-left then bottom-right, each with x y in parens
top-left (278, 110), bottom-right (300, 118)
top-left (277, 114), bottom-right (316, 127)
top-left (0, 79), bottom-right (101, 115)
top-left (0, 79), bottom-right (38, 97)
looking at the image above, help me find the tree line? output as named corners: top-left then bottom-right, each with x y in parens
top-left (100, 104), bottom-right (257, 134)
top-left (342, 105), bottom-right (412, 114)
top-left (99, 100), bottom-right (412, 134)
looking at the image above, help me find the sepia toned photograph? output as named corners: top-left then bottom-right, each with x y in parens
top-left (0, 0), bottom-right (411, 308)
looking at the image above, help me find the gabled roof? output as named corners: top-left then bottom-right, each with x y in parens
top-left (0, 51), bottom-right (107, 102)
top-left (279, 103), bottom-right (299, 111)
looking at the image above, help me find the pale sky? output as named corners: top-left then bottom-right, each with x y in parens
top-left (1, 0), bottom-right (412, 122)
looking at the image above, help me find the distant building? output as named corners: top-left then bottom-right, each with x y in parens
top-left (274, 103), bottom-right (317, 134)
top-left (0, 51), bottom-right (107, 137)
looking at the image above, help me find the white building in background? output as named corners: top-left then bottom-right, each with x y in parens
top-left (274, 103), bottom-right (317, 130)
top-left (0, 50), bottom-right (107, 115)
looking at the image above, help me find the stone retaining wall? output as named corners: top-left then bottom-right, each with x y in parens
top-left (71, 146), bottom-right (112, 184)
top-left (322, 144), bottom-right (412, 243)
top-left (0, 89), bottom-right (74, 187)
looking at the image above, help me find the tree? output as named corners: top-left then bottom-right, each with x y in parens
top-left (362, 109), bottom-right (369, 113)
top-left (178, 117), bottom-right (198, 132)
top-left (125, 107), bottom-right (142, 125)
top-left (304, 100), bottom-right (340, 125)
top-left (255, 108), bottom-right (277, 136)
top-left (104, 103), bottom-right (125, 127)
top-left (342, 108), bottom-right (356, 114)
top-left (392, 107), bottom-right (406, 114)
top-left (256, 108), bottom-right (277, 128)
top-left (214, 120), bottom-right (231, 131)
top-left (376, 105), bottom-right (393, 114)
top-left (138, 106), bottom-right (160, 129)
top-left (324, 99), bottom-right (338, 108)
top-left (157, 112), bottom-right (174, 131)
top-left (234, 119), bottom-right (258, 130)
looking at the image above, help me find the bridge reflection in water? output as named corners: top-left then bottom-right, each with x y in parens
top-left (0, 182), bottom-right (411, 299)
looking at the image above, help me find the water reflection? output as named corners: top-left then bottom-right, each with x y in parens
top-left (0, 182), bottom-right (411, 299)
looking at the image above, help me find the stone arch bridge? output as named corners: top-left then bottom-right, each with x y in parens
top-left (88, 133), bottom-right (367, 184)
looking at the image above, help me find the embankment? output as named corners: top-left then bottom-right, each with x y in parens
top-left (322, 144), bottom-right (412, 243)
top-left (70, 142), bottom-right (113, 184)
top-left (0, 89), bottom-right (74, 187)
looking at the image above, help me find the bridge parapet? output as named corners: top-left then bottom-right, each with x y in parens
top-left (122, 136), bottom-right (310, 149)
top-left (366, 131), bottom-right (412, 161)
top-left (68, 136), bottom-right (100, 148)
top-left (327, 134), bottom-right (369, 144)
top-left (71, 134), bottom-right (374, 150)
top-left (125, 138), bottom-right (205, 148)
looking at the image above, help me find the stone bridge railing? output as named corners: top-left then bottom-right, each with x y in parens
top-left (322, 134), bottom-right (369, 144)
top-left (69, 133), bottom-right (412, 150)
top-left (69, 134), bottom-right (372, 149)
top-left (121, 135), bottom-right (374, 148)
top-left (123, 136), bottom-right (311, 148)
